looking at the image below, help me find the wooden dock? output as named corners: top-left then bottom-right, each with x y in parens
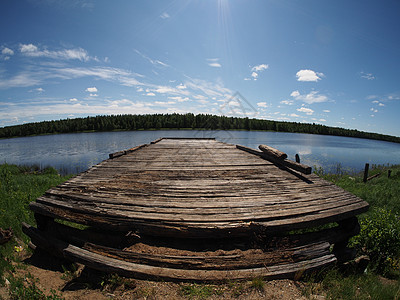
top-left (23, 138), bottom-right (369, 281)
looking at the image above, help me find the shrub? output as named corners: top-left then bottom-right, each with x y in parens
top-left (351, 208), bottom-right (400, 276)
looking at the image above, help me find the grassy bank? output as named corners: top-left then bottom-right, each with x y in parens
top-left (0, 163), bottom-right (400, 299)
top-left (0, 164), bottom-right (72, 297)
top-left (308, 164), bottom-right (400, 299)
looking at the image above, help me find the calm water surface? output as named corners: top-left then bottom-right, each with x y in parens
top-left (1, 130), bottom-right (399, 175)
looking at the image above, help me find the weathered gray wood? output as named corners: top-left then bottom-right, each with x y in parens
top-left (367, 173), bottom-right (381, 181)
top-left (237, 144), bottom-right (312, 175)
top-left (109, 144), bottom-right (147, 159)
top-left (109, 150), bottom-right (125, 159)
top-left (150, 138), bottom-right (163, 144)
top-left (363, 163), bottom-right (369, 183)
top-left (22, 222), bottom-right (336, 282)
top-left (28, 138), bottom-right (368, 238)
top-left (259, 144), bottom-right (288, 160)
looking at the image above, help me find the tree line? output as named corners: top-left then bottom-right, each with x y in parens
top-left (1, 113), bottom-right (399, 143)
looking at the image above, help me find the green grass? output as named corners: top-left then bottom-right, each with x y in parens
top-left (179, 283), bottom-right (224, 299)
top-left (0, 164), bottom-right (72, 239)
top-left (303, 164), bottom-right (400, 299)
top-left (304, 269), bottom-right (400, 300)
top-left (318, 164), bottom-right (400, 214)
top-left (0, 163), bottom-right (72, 296)
top-left (249, 277), bottom-right (265, 291)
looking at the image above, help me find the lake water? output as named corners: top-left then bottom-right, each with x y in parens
top-left (1, 130), bottom-right (400, 175)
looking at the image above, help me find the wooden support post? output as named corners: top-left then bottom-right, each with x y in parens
top-left (388, 170), bottom-right (392, 178)
top-left (34, 213), bottom-right (52, 231)
top-left (295, 154), bottom-right (300, 163)
top-left (363, 163), bottom-right (369, 183)
top-left (333, 217), bottom-right (360, 263)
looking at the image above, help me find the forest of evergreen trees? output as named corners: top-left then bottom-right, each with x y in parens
top-left (1, 113), bottom-right (399, 143)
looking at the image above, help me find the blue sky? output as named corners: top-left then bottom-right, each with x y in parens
top-left (1, 0), bottom-right (399, 136)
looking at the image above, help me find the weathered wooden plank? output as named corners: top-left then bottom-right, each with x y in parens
top-left (29, 201), bottom-right (367, 238)
top-left (22, 222), bottom-right (336, 281)
top-left (42, 189), bottom-right (358, 210)
top-left (34, 194), bottom-right (365, 223)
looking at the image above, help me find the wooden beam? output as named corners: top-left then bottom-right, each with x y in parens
top-left (259, 144), bottom-right (287, 160)
top-left (22, 222), bottom-right (336, 282)
top-left (109, 144), bottom-right (147, 159)
top-left (363, 163), bottom-right (369, 183)
top-left (236, 145), bottom-right (311, 175)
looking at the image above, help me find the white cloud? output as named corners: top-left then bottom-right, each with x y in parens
top-left (370, 108), bottom-right (378, 113)
top-left (296, 69), bottom-right (324, 82)
top-left (387, 94), bottom-right (400, 100)
top-left (246, 64), bottom-right (268, 81)
top-left (280, 100), bottom-right (294, 105)
top-left (20, 44), bottom-right (91, 62)
top-left (297, 107), bottom-right (314, 115)
top-left (57, 67), bottom-right (144, 87)
top-left (207, 58), bottom-right (221, 68)
top-left (176, 83), bottom-right (186, 89)
top-left (168, 96), bottom-right (189, 102)
top-left (1, 47), bottom-right (14, 60)
top-left (0, 99), bottom-right (163, 123)
top-left (20, 44), bottom-right (38, 53)
top-left (290, 90), bottom-right (328, 104)
top-left (319, 119), bottom-right (326, 122)
top-left (208, 62), bottom-right (221, 68)
top-left (160, 12), bottom-right (170, 19)
top-left (69, 98), bottom-right (78, 102)
top-left (155, 60), bottom-right (168, 67)
top-left (361, 72), bottom-right (375, 80)
top-left (257, 102), bottom-right (268, 108)
top-left (34, 87), bottom-right (45, 93)
top-left (146, 92), bottom-right (156, 96)
top-left (29, 87), bottom-right (45, 93)
top-left (323, 109), bottom-right (330, 113)
top-left (134, 49), bottom-right (169, 67)
top-left (251, 64), bottom-right (268, 72)
top-left (198, 99), bottom-right (209, 105)
top-left (290, 90), bottom-right (300, 97)
top-left (184, 78), bottom-right (232, 100)
top-left (372, 100), bottom-right (385, 107)
top-left (289, 113), bottom-right (300, 117)
top-left (2, 47), bottom-right (14, 55)
top-left (155, 101), bottom-right (176, 106)
top-left (154, 86), bottom-right (186, 94)
top-left (85, 87), bottom-right (98, 93)
top-left (0, 72), bottom-right (42, 88)
top-left (0, 65), bottom-right (146, 90)
top-left (193, 94), bottom-right (208, 100)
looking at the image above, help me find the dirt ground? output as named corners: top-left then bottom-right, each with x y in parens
top-left (1, 249), bottom-right (327, 299)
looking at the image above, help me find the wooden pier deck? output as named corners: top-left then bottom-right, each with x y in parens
top-left (24, 138), bottom-right (369, 281)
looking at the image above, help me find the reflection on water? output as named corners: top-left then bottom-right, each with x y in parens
top-left (1, 130), bottom-right (399, 175)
